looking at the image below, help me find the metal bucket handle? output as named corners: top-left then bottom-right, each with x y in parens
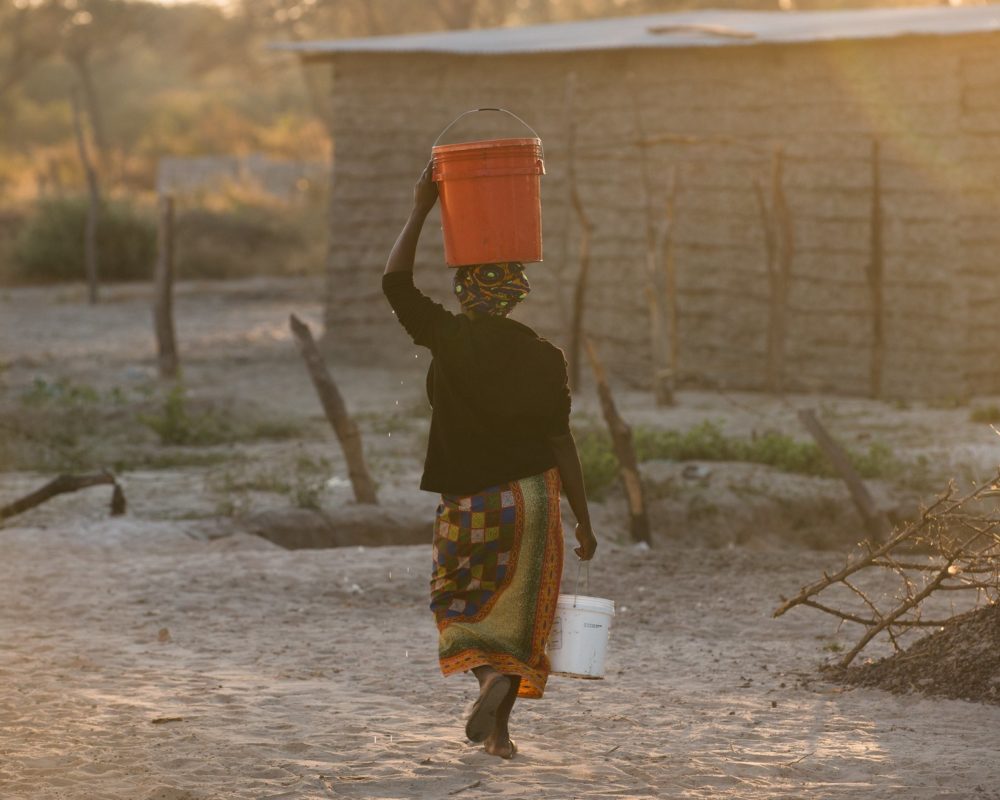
top-left (432, 107), bottom-right (543, 158)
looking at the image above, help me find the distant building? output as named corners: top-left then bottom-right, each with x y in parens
top-left (278, 6), bottom-right (1000, 398)
top-left (156, 153), bottom-right (328, 203)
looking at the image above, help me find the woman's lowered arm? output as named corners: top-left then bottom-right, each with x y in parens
top-left (548, 430), bottom-right (598, 561)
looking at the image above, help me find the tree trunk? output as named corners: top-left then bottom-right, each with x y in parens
top-left (69, 53), bottom-right (111, 182)
top-left (71, 86), bottom-right (100, 305)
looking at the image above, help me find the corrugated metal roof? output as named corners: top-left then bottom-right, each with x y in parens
top-left (271, 5), bottom-right (1000, 57)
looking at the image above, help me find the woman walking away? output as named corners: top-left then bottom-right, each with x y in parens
top-left (382, 160), bottom-right (598, 759)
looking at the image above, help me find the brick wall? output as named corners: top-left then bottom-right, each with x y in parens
top-left (322, 33), bottom-right (1000, 398)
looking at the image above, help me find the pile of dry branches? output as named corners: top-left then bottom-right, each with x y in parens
top-left (774, 471), bottom-right (1000, 669)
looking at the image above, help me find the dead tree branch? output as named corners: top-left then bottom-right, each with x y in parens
top-left (773, 472), bottom-right (1000, 667)
top-left (1, 471), bottom-right (126, 523)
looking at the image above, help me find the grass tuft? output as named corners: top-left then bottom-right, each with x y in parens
top-left (575, 420), bottom-right (903, 501)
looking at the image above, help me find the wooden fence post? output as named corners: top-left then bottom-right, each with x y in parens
top-left (584, 336), bottom-right (651, 546)
top-left (630, 75), bottom-right (675, 405)
top-left (568, 183), bottom-right (593, 394)
top-left (153, 194), bottom-right (180, 380)
top-left (563, 70), bottom-right (594, 394)
top-left (658, 167), bottom-right (679, 403)
top-left (868, 138), bottom-right (885, 400)
top-left (290, 314), bottom-right (378, 505)
top-left (755, 147), bottom-right (794, 394)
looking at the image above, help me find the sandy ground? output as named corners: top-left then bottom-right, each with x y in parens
top-left (3, 523), bottom-right (1000, 800)
top-left (2, 279), bottom-right (1000, 799)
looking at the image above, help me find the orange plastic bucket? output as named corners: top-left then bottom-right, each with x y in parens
top-left (431, 109), bottom-right (545, 268)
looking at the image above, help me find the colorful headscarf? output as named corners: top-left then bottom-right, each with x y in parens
top-left (453, 262), bottom-right (531, 317)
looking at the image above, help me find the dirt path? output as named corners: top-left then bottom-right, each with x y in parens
top-left (2, 279), bottom-right (1000, 798)
top-left (2, 519), bottom-right (998, 800)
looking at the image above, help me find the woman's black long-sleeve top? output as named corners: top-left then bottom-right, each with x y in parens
top-left (382, 271), bottom-right (571, 496)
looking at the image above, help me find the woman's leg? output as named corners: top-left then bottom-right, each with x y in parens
top-left (484, 676), bottom-right (520, 758)
top-left (466, 666), bottom-right (510, 743)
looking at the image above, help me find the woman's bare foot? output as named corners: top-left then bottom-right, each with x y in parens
top-left (483, 732), bottom-right (517, 759)
top-left (465, 671), bottom-right (511, 743)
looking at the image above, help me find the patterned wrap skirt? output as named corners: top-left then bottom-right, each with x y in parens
top-left (431, 467), bottom-right (563, 699)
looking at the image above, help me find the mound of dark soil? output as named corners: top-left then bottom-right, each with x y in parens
top-left (840, 603), bottom-right (1000, 705)
top-left (241, 506), bottom-right (429, 550)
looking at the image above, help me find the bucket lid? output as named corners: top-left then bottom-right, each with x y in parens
top-left (556, 594), bottom-right (615, 615)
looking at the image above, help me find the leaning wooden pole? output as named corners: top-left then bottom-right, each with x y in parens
top-left (153, 194), bottom-right (180, 380)
top-left (289, 314), bottom-right (377, 505)
top-left (583, 336), bottom-right (651, 545)
top-left (71, 86), bottom-right (100, 305)
top-left (868, 138), bottom-right (885, 400)
top-left (798, 408), bottom-right (891, 543)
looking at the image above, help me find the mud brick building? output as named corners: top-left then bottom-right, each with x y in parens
top-left (279, 6), bottom-right (1000, 398)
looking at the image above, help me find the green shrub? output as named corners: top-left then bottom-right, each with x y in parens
top-left (633, 420), bottom-right (899, 480)
top-left (139, 384), bottom-right (304, 446)
top-left (139, 384), bottom-right (233, 447)
top-left (12, 196), bottom-right (155, 283)
top-left (970, 405), bottom-right (1000, 423)
top-left (573, 428), bottom-right (624, 500)
top-left (20, 376), bottom-right (100, 406)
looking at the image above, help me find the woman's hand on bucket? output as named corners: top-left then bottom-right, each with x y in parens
top-left (413, 159), bottom-right (438, 215)
top-left (574, 522), bottom-right (597, 561)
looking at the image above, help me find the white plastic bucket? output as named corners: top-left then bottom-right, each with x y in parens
top-left (547, 594), bottom-right (615, 679)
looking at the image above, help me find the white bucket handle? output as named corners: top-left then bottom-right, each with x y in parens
top-left (432, 108), bottom-right (544, 158)
top-left (572, 561), bottom-right (590, 608)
